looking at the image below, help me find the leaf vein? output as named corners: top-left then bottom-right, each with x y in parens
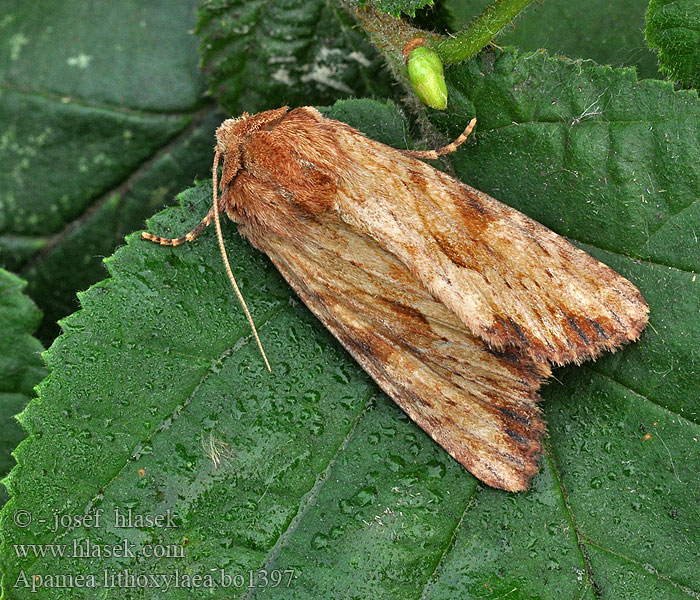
top-left (418, 483), bottom-right (480, 600)
top-left (241, 391), bottom-right (380, 599)
top-left (544, 440), bottom-right (603, 599)
top-left (582, 365), bottom-right (700, 429)
top-left (582, 537), bottom-right (700, 598)
top-left (11, 303), bottom-right (287, 576)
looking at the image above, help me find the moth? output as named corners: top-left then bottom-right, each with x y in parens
top-left (142, 106), bottom-right (649, 491)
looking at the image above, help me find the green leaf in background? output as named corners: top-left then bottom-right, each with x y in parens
top-left (646, 0), bottom-right (700, 88)
top-left (196, 0), bottom-right (395, 115)
top-left (0, 269), bottom-right (45, 508)
top-left (0, 3), bottom-right (204, 111)
top-left (364, 0), bottom-right (435, 18)
top-left (443, 0), bottom-right (660, 79)
top-left (1, 89), bottom-right (698, 598)
top-left (0, 0), bottom-right (220, 343)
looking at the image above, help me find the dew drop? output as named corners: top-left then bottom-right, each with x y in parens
top-left (303, 390), bottom-right (321, 404)
top-left (425, 460), bottom-right (446, 480)
top-left (547, 558), bottom-right (561, 571)
top-left (311, 533), bottom-right (329, 550)
top-left (386, 454), bottom-right (405, 472)
top-left (381, 426), bottom-right (397, 438)
top-left (311, 422), bottom-right (326, 436)
top-left (354, 486), bottom-right (378, 507)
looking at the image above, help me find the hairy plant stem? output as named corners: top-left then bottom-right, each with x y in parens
top-left (436, 0), bottom-right (536, 64)
top-left (347, 0), bottom-right (536, 67)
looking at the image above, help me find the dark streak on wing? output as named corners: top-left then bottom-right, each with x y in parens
top-left (505, 429), bottom-right (529, 445)
top-left (507, 317), bottom-right (531, 347)
top-left (497, 406), bottom-right (532, 427)
top-left (588, 318), bottom-right (609, 340)
top-left (484, 347), bottom-right (520, 363)
top-left (431, 231), bottom-right (471, 269)
top-left (382, 298), bottom-right (429, 325)
top-left (565, 315), bottom-right (590, 345)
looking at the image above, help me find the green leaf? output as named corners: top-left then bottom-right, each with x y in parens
top-left (443, 0), bottom-right (660, 79)
top-left (362, 0), bottom-right (435, 18)
top-left (196, 0), bottom-right (395, 115)
top-left (0, 3), bottom-right (204, 111)
top-left (2, 85), bottom-right (699, 599)
top-left (646, 0), bottom-right (700, 88)
top-left (0, 269), bottom-right (45, 508)
top-left (0, 0), bottom-right (220, 343)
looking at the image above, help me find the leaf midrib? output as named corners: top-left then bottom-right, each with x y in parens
top-left (542, 365), bottom-right (700, 596)
top-left (239, 390), bottom-right (379, 600)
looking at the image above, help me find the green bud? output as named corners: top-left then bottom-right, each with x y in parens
top-left (407, 46), bottom-right (448, 110)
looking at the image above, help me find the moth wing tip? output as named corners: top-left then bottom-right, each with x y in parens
top-left (479, 465), bottom-right (539, 493)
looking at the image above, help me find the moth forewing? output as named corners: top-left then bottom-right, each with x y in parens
top-left (142, 106), bottom-right (648, 491)
top-left (247, 215), bottom-right (551, 491)
top-left (328, 124), bottom-right (649, 366)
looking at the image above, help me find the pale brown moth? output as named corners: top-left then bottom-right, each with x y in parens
top-left (142, 106), bottom-right (649, 491)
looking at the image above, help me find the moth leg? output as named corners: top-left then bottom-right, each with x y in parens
top-left (402, 117), bottom-right (476, 160)
top-left (141, 207), bottom-right (215, 246)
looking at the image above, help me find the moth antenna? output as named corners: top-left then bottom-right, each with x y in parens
top-left (141, 209), bottom-right (214, 246)
top-left (141, 200), bottom-right (214, 246)
top-left (402, 117), bottom-right (477, 160)
top-left (212, 149), bottom-right (273, 373)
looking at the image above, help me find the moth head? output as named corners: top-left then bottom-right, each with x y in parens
top-left (215, 107), bottom-right (289, 188)
top-left (209, 111), bottom-right (288, 374)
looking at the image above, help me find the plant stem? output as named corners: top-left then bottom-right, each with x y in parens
top-left (436, 0), bottom-right (536, 64)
